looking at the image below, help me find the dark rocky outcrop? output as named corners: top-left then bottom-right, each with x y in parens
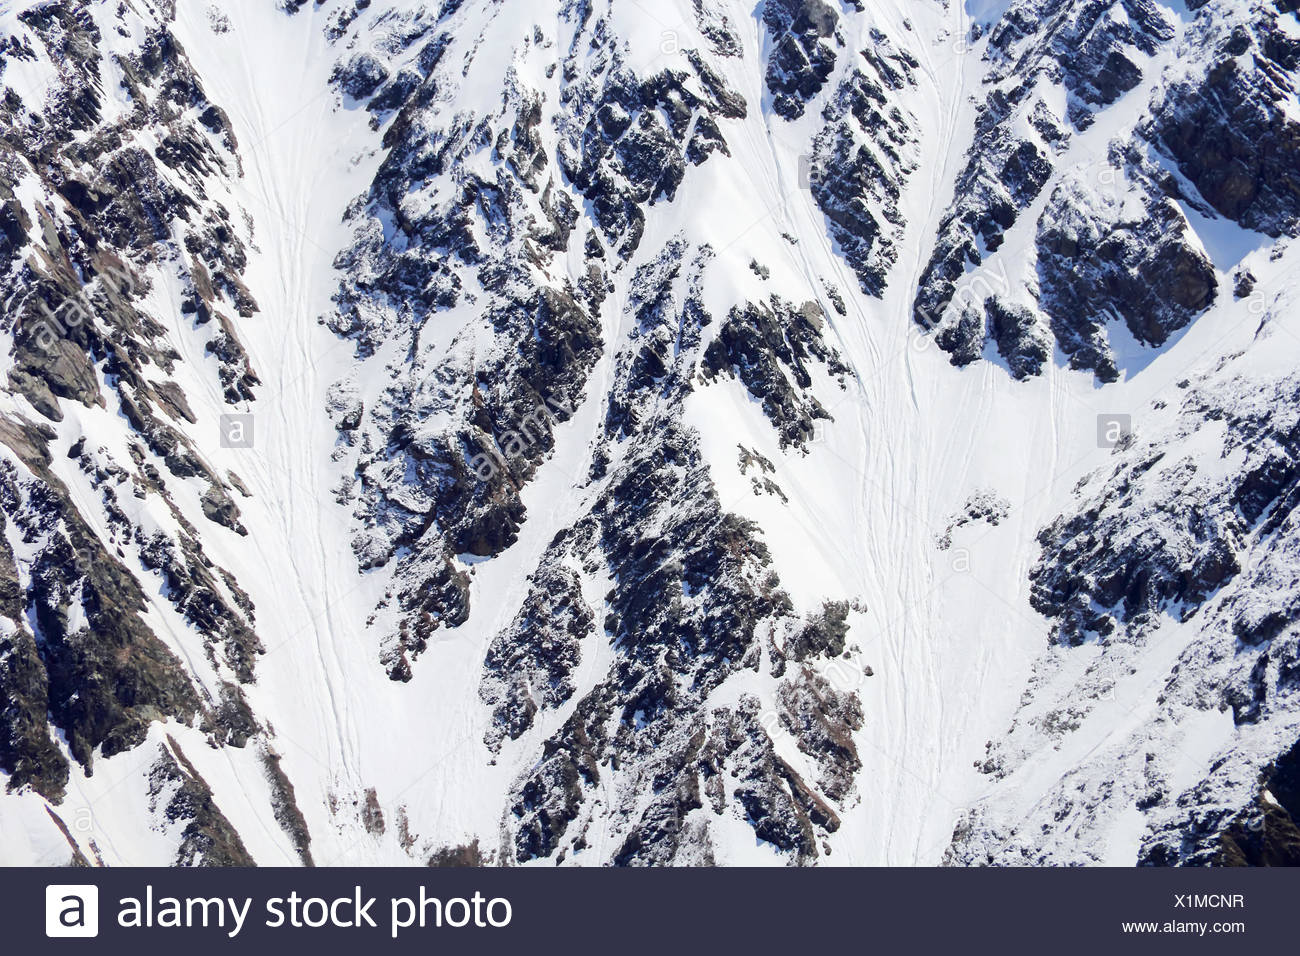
top-left (0, 450), bottom-right (202, 774)
top-left (148, 738), bottom-right (254, 867)
top-left (0, 502), bottom-right (68, 800)
top-left (1029, 376), bottom-right (1300, 645)
top-left (809, 46), bottom-right (918, 297)
top-left (985, 297), bottom-right (1049, 380)
top-left (1212, 737), bottom-right (1300, 867)
top-left (702, 296), bottom-right (848, 448)
top-left (480, 564), bottom-right (593, 751)
top-left (1146, 8), bottom-right (1300, 238)
top-left (1036, 179), bottom-right (1217, 382)
top-left (912, 0), bottom-right (1184, 375)
top-left (261, 748), bottom-right (314, 865)
top-left (497, 242), bottom-right (860, 866)
top-left (762, 0), bottom-right (841, 120)
top-left (558, 53), bottom-right (746, 259)
top-left (327, 8), bottom-right (746, 679)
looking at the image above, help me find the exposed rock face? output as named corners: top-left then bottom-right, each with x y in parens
top-left (480, 563), bottom-right (592, 751)
top-left (148, 737), bottom-right (254, 867)
top-left (489, 241), bottom-right (862, 865)
top-left (985, 297), bottom-right (1049, 380)
top-left (952, 350), bottom-right (1300, 865)
top-left (1196, 738), bottom-right (1300, 867)
top-left (808, 35), bottom-right (919, 297)
top-left (325, 4), bottom-right (749, 679)
top-left (762, 0), bottom-right (841, 120)
top-left (0, 0), bottom-right (308, 866)
top-left (701, 296), bottom-right (848, 448)
top-left (920, 1), bottom-right (1300, 383)
top-left (1146, 5), bottom-right (1300, 238)
top-left (559, 52), bottom-right (748, 259)
top-left (909, 0), bottom-right (1247, 379)
top-left (1028, 374), bottom-right (1300, 647)
top-left (0, 484), bottom-right (68, 801)
top-left (778, 664), bottom-right (863, 803)
top-left (1035, 172), bottom-right (1217, 382)
top-left (0, 448), bottom-right (201, 775)
top-left (260, 748), bottom-right (315, 866)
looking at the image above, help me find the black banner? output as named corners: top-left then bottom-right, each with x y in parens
top-left (13, 867), bottom-right (1295, 953)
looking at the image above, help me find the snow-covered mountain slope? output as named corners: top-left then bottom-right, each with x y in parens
top-left (1, 0), bottom-right (1298, 866)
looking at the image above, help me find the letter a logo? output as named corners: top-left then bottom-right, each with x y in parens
top-left (45, 885), bottom-right (99, 938)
